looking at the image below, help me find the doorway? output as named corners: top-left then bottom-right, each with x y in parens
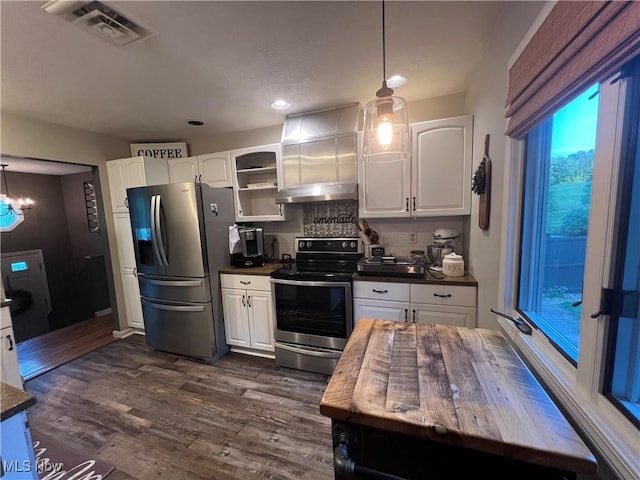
top-left (1, 250), bottom-right (51, 342)
top-left (0, 156), bottom-right (117, 380)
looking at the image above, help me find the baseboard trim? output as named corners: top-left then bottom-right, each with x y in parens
top-left (112, 328), bottom-right (144, 339)
top-left (95, 308), bottom-right (112, 317)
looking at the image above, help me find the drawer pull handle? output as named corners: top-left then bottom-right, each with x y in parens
top-left (240, 280), bottom-right (251, 285)
top-left (412, 309), bottom-right (416, 323)
top-left (242, 295), bottom-right (246, 307)
top-left (404, 309), bottom-right (408, 322)
top-left (433, 293), bottom-right (452, 298)
top-left (372, 289), bottom-right (388, 294)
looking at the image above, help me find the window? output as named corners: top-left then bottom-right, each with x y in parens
top-left (518, 84), bottom-right (599, 364)
top-left (0, 195), bottom-right (24, 231)
top-left (516, 61), bottom-right (640, 430)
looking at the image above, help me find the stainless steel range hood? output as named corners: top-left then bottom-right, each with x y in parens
top-left (276, 103), bottom-right (360, 204)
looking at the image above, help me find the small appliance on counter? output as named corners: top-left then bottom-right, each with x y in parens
top-left (356, 255), bottom-right (426, 278)
top-left (230, 226), bottom-right (265, 267)
top-left (427, 228), bottom-right (459, 270)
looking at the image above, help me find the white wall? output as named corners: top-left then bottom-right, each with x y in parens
top-left (464, 1), bottom-right (546, 330)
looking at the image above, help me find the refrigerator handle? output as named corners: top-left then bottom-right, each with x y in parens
top-left (150, 195), bottom-right (163, 266)
top-left (155, 194), bottom-right (170, 266)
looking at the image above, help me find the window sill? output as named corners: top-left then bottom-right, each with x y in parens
top-left (497, 317), bottom-right (640, 479)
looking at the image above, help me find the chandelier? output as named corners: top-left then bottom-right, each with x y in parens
top-left (0, 164), bottom-right (34, 216)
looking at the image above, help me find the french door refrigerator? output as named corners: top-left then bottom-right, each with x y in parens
top-left (127, 182), bottom-right (234, 362)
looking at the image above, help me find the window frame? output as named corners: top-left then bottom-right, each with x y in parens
top-left (498, 73), bottom-right (640, 479)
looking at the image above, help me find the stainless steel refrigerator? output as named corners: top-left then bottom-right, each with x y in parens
top-left (126, 182), bottom-right (234, 362)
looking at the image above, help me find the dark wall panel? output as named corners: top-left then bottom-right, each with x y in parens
top-left (1, 171), bottom-right (74, 309)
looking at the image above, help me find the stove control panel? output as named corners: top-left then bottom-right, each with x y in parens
top-left (295, 237), bottom-right (362, 254)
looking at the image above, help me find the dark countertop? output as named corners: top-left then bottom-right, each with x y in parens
top-left (1, 382), bottom-right (36, 421)
top-left (353, 270), bottom-right (478, 286)
top-left (219, 262), bottom-right (284, 276)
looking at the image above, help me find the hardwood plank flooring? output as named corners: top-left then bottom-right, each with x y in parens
top-left (17, 315), bottom-right (118, 381)
top-left (25, 336), bottom-right (335, 480)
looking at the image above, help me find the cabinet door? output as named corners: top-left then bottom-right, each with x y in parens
top-left (221, 288), bottom-right (251, 348)
top-left (107, 159), bottom-right (128, 212)
top-left (353, 299), bottom-right (411, 327)
top-left (168, 157), bottom-right (199, 184)
top-left (1, 324), bottom-right (23, 390)
top-left (113, 213), bottom-right (136, 271)
top-left (199, 151), bottom-right (232, 187)
top-left (122, 272), bottom-right (144, 329)
top-left (412, 304), bottom-right (476, 328)
top-left (411, 115), bottom-right (473, 216)
top-left (359, 156), bottom-right (411, 218)
top-left (123, 157), bottom-right (147, 189)
top-left (247, 290), bottom-right (274, 352)
top-left (231, 143), bottom-right (286, 222)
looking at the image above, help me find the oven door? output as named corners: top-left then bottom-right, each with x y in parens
top-left (271, 278), bottom-right (352, 350)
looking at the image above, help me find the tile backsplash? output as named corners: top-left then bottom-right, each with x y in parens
top-left (260, 205), bottom-right (467, 261)
top-left (302, 200), bottom-right (359, 237)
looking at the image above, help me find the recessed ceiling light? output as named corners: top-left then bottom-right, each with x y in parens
top-left (271, 100), bottom-right (292, 110)
top-left (386, 75), bottom-right (407, 88)
top-left (187, 120), bottom-right (204, 126)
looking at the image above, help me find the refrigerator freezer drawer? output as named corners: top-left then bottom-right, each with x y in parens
top-left (138, 274), bottom-right (211, 303)
top-left (141, 297), bottom-right (216, 359)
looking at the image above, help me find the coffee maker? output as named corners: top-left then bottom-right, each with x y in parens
top-left (231, 226), bottom-right (265, 267)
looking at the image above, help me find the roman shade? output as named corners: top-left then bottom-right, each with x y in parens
top-left (505, 1), bottom-right (640, 139)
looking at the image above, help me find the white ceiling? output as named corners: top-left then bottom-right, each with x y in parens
top-left (1, 0), bottom-right (512, 146)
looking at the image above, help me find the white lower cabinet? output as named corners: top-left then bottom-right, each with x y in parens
top-left (221, 274), bottom-right (274, 354)
top-left (1, 306), bottom-right (23, 390)
top-left (354, 280), bottom-right (477, 328)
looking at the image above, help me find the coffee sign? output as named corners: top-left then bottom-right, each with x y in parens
top-left (130, 142), bottom-right (188, 159)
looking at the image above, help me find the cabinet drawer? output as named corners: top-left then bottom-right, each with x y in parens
top-left (354, 281), bottom-right (410, 302)
top-left (221, 274), bottom-right (271, 291)
top-left (410, 284), bottom-right (476, 307)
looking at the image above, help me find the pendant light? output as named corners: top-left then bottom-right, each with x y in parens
top-left (361, 1), bottom-right (411, 163)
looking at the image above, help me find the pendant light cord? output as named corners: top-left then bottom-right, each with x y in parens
top-left (381, 0), bottom-right (386, 82)
top-left (0, 164), bottom-right (9, 198)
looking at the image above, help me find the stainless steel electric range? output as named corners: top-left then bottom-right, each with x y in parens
top-left (270, 237), bottom-right (363, 375)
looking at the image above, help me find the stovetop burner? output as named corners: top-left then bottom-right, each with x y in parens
top-left (271, 237), bottom-right (363, 281)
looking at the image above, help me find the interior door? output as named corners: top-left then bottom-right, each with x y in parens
top-left (0, 250), bottom-right (51, 342)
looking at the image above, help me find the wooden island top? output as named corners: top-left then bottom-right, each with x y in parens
top-left (320, 318), bottom-right (597, 476)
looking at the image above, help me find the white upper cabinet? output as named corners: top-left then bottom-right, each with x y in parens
top-left (106, 156), bottom-right (169, 212)
top-left (411, 115), bottom-right (473, 216)
top-left (168, 151), bottom-right (232, 187)
top-left (359, 115), bottom-right (473, 218)
top-left (231, 143), bottom-right (286, 222)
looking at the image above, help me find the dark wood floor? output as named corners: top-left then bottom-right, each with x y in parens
top-left (25, 336), bottom-right (335, 480)
top-left (17, 315), bottom-right (117, 381)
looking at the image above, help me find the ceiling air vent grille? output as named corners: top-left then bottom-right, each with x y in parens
top-left (41, 0), bottom-right (157, 47)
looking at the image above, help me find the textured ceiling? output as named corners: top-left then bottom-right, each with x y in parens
top-left (1, 1), bottom-right (509, 143)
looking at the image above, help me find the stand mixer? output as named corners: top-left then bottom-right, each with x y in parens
top-left (427, 228), bottom-right (459, 270)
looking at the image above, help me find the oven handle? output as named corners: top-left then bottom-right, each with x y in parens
top-left (276, 342), bottom-right (343, 358)
top-left (270, 278), bottom-right (352, 288)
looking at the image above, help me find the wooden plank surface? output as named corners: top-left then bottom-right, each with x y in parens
top-left (319, 318), bottom-right (597, 474)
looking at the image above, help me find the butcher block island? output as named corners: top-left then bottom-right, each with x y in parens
top-left (319, 319), bottom-right (597, 479)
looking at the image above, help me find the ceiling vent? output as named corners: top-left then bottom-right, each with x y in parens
top-left (41, 1), bottom-right (157, 47)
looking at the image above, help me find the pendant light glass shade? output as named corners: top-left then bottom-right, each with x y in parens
top-left (361, 2), bottom-right (411, 163)
top-left (362, 91), bottom-right (411, 163)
